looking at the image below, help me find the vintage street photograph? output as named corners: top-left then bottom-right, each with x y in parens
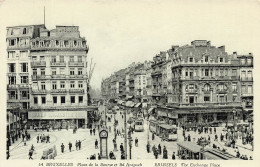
top-left (1, 0), bottom-right (259, 165)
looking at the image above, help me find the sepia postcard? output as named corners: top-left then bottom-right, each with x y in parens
top-left (0, 0), bottom-right (259, 167)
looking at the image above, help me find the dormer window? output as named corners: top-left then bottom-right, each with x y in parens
top-left (56, 40), bottom-right (59, 46)
top-left (241, 58), bottom-right (245, 65)
top-left (23, 28), bottom-right (27, 34)
top-left (74, 41), bottom-right (77, 46)
top-left (205, 56), bottom-right (208, 62)
top-left (189, 57), bottom-right (193, 62)
top-left (219, 57), bottom-right (223, 63)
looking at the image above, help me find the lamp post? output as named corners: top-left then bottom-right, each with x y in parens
top-left (233, 110), bottom-right (237, 141)
top-left (124, 107), bottom-right (127, 159)
top-left (128, 136), bottom-right (133, 159)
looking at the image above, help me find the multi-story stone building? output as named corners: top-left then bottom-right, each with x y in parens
top-left (169, 40), bottom-right (242, 124)
top-left (7, 25), bottom-right (97, 130)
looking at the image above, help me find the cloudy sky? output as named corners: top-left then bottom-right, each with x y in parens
top-left (0, 0), bottom-right (260, 90)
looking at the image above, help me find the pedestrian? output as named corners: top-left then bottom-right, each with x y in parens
top-left (7, 150), bottom-right (10, 159)
top-left (31, 144), bottom-right (35, 151)
top-left (120, 143), bottom-right (124, 152)
top-left (154, 148), bottom-right (158, 159)
top-left (93, 128), bottom-right (96, 135)
top-left (61, 143), bottom-right (65, 153)
top-left (158, 144), bottom-right (161, 154)
top-left (75, 140), bottom-right (78, 151)
top-left (135, 137), bottom-right (138, 147)
top-left (95, 139), bottom-right (98, 149)
top-left (98, 153), bottom-right (101, 160)
top-left (46, 135), bottom-right (50, 143)
top-left (37, 135), bottom-right (39, 143)
top-left (68, 142), bottom-right (72, 152)
top-left (188, 134), bottom-right (191, 141)
top-left (214, 134), bottom-right (218, 141)
top-left (172, 152), bottom-right (176, 160)
top-left (90, 129), bottom-right (92, 135)
top-left (78, 140), bottom-right (81, 150)
top-left (152, 133), bottom-right (155, 140)
top-left (163, 146), bottom-right (168, 159)
top-left (28, 149), bottom-right (33, 160)
top-left (214, 127), bottom-right (216, 134)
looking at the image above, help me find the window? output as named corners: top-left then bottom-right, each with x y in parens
top-left (33, 69), bottom-right (37, 76)
top-left (204, 84), bottom-right (210, 91)
top-left (9, 39), bottom-right (15, 46)
top-left (247, 58), bottom-right (252, 65)
top-left (205, 56), bottom-right (208, 62)
top-left (61, 96), bottom-right (65, 104)
top-left (41, 97), bottom-right (46, 104)
top-left (233, 96), bottom-right (237, 102)
top-left (8, 51), bottom-right (15, 58)
top-left (51, 56), bottom-right (56, 63)
top-left (70, 68), bottom-right (74, 75)
top-left (218, 84), bottom-right (226, 91)
top-left (189, 57), bottom-right (193, 62)
top-left (79, 96), bottom-right (83, 103)
top-left (21, 91), bottom-right (29, 99)
top-left (215, 69), bottom-right (219, 76)
top-left (60, 68), bottom-right (65, 75)
top-left (70, 81), bottom-right (75, 88)
top-left (60, 81), bottom-right (65, 88)
top-left (248, 85), bottom-right (253, 94)
top-left (60, 56), bottom-right (64, 62)
top-left (8, 76), bottom-right (16, 85)
top-left (70, 56), bottom-right (74, 62)
top-left (20, 76), bottom-right (28, 84)
top-left (232, 69), bottom-right (237, 76)
top-left (23, 28), bottom-right (27, 34)
top-left (232, 84), bottom-right (237, 92)
top-left (78, 68), bottom-right (83, 75)
top-left (78, 81), bottom-right (83, 88)
top-left (40, 56), bottom-right (45, 61)
top-left (52, 68), bottom-right (56, 75)
top-left (9, 91), bottom-right (17, 99)
top-left (34, 97), bottom-right (38, 104)
top-left (248, 71), bottom-right (252, 79)
top-left (41, 69), bottom-right (45, 75)
top-left (20, 51), bottom-right (27, 58)
top-left (219, 57), bottom-right (223, 63)
top-left (53, 96), bottom-right (57, 104)
top-left (71, 96), bottom-right (75, 103)
top-left (219, 96), bottom-right (225, 102)
top-left (52, 81), bottom-right (57, 89)
top-left (241, 58), bottom-right (245, 65)
top-left (220, 69), bottom-right (224, 76)
top-left (204, 96), bottom-right (210, 102)
top-left (205, 69), bottom-right (209, 76)
top-left (21, 63), bottom-right (28, 72)
top-left (8, 63), bottom-right (15, 72)
top-left (241, 71), bottom-right (246, 78)
top-left (242, 85), bottom-right (246, 94)
top-left (185, 72), bottom-right (188, 76)
top-left (78, 56), bottom-right (82, 62)
top-left (41, 82), bottom-right (45, 90)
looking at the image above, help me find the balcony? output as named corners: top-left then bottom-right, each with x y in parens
top-left (241, 77), bottom-right (253, 81)
top-left (50, 62), bottom-right (66, 67)
top-left (69, 74), bottom-right (84, 79)
top-left (31, 61), bottom-right (46, 67)
top-left (51, 74), bottom-right (66, 79)
top-left (68, 62), bottom-right (84, 67)
top-left (7, 44), bottom-right (30, 50)
top-left (7, 84), bottom-right (19, 89)
top-left (31, 89), bottom-right (46, 94)
top-left (69, 89), bottom-right (85, 93)
top-left (19, 84), bottom-right (30, 89)
top-left (32, 75), bottom-right (46, 80)
top-left (50, 89), bottom-right (67, 94)
top-left (19, 72), bottom-right (29, 76)
top-left (241, 93), bottom-right (253, 97)
top-left (186, 89), bottom-right (198, 93)
top-left (7, 73), bottom-right (16, 76)
top-left (169, 102), bottom-right (241, 108)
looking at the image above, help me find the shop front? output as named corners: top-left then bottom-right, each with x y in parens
top-left (28, 110), bottom-right (88, 129)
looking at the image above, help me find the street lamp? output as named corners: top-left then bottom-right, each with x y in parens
top-left (233, 110), bottom-right (237, 141)
top-left (128, 136), bottom-right (133, 159)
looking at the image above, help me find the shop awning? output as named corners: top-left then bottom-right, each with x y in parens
top-left (135, 103), bottom-right (142, 108)
top-left (159, 124), bottom-right (177, 130)
top-left (142, 103), bottom-right (148, 108)
top-left (177, 141), bottom-right (202, 153)
top-left (125, 101), bottom-right (135, 107)
top-left (148, 107), bottom-right (155, 113)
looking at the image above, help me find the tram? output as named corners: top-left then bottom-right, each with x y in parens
top-left (134, 118), bottom-right (144, 132)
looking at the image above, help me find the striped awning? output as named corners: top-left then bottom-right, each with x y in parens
top-left (135, 103), bottom-right (142, 108)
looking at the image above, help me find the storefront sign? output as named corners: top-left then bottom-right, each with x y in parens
top-left (28, 111), bottom-right (88, 119)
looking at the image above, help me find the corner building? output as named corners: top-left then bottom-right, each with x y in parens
top-left (28, 25), bottom-right (91, 129)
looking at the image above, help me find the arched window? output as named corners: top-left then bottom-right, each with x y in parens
top-left (204, 84), bottom-right (210, 91)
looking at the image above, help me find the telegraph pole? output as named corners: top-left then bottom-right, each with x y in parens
top-left (124, 108), bottom-right (127, 159)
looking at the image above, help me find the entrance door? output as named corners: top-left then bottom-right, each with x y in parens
top-left (189, 96), bottom-right (194, 104)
